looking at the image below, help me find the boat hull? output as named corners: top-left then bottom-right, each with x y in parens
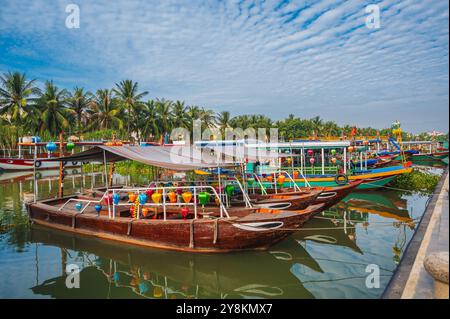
top-left (412, 152), bottom-right (449, 161)
top-left (26, 197), bottom-right (324, 253)
top-left (0, 158), bottom-right (79, 171)
top-left (263, 165), bottom-right (412, 189)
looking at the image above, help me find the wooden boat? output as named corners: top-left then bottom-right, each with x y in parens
top-left (85, 185), bottom-right (323, 211)
top-left (0, 140), bottom-right (105, 171)
top-left (26, 194), bottom-right (326, 253)
top-left (272, 163), bottom-right (413, 189)
top-left (412, 150), bottom-right (449, 161)
top-left (249, 180), bottom-right (362, 210)
top-left (233, 190), bottom-right (322, 210)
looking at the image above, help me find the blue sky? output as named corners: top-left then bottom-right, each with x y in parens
top-left (0, 0), bottom-right (448, 133)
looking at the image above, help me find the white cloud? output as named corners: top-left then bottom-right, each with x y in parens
top-left (0, 0), bottom-right (448, 133)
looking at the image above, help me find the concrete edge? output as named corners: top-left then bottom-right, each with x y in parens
top-left (382, 167), bottom-right (449, 299)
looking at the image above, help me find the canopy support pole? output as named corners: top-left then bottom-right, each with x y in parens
top-left (321, 148), bottom-right (325, 175)
top-left (108, 162), bottom-right (115, 188)
top-left (58, 132), bottom-right (64, 198)
top-left (33, 144), bottom-right (37, 203)
top-left (103, 150), bottom-right (111, 219)
top-left (343, 147), bottom-right (347, 174)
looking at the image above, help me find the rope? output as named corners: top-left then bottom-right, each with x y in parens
top-left (312, 215), bottom-right (420, 224)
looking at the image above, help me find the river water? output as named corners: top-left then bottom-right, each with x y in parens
top-left (0, 167), bottom-right (444, 299)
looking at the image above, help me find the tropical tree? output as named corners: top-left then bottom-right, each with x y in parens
top-left (216, 111), bottom-right (231, 138)
top-left (199, 107), bottom-right (216, 130)
top-left (155, 98), bottom-right (173, 139)
top-left (311, 116), bottom-right (323, 137)
top-left (137, 100), bottom-right (160, 140)
top-left (0, 71), bottom-right (40, 125)
top-left (172, 100), bottom-right (189, 129)
top-left (68, 87), bottom-right (92, 134)
top-left (35, 81), bottom-right (70, 136)
top-left (88, 89), bottom-right (123, 130)
top-left (113, 79), bottom-right (148, 136)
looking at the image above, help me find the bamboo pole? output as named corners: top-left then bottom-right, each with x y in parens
top-left (58, 132), bottom-right (64, 198)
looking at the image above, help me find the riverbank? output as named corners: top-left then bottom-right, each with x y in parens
top-left (382, 168), bottom-right (449, 299)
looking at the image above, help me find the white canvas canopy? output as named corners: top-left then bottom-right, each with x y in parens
top-left (48, 145), bottom-right (234, 171)
top-left (204, 145), bottom-right (300, 162)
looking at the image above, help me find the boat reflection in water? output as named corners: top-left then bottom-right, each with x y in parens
top-left (289, 190), bottom-right (417, 298)
top-left (29, 225), bottom-right (320, 299)
top-left (28, 190), bottom-right (417, 299)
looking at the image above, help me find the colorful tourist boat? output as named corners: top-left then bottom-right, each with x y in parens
top-left (247, 180), bottom-right (362, 210)
top-left (26, 188), bottom-right (326, 253)
top-left (198, 140), bottom-right (413, 190)
top-left (25, 145), bottom-right (330, 253)
top-left (0, 137), bottom-right (105, 171)
top-left (411, 150), bottom-right (449, 161)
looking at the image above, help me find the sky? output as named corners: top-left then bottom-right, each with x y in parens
top-left (0, 0), bottom-right (448, 133)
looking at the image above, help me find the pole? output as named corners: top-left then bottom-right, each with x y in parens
top-left (33, 144), bottom-right (37, 203)
top-left (108, 162), bottom-right (115, 188)
top-left (321, 148), bottom-right (325, 175)
top-left (58, 132), bottom-right (64, 198)
top-left (104, 150), bottom-right (111, 219)
top-left (343, 147), bottom-right (347, 174)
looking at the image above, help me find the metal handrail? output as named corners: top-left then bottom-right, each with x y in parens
top-left (251, 173), bottom-right (268, 195)
top-left (110, 185), bottom-right (229, 220)
top-left (58, 196), bottom-right (106, 214)
top-left (231, 177), bottom-right (253, 208)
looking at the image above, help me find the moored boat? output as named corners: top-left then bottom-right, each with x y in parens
top-left (248, 180), bottom-right (362, 209)
top-left (25, 145), bottom-right (329, 253)
top-left (26, 193), bottom-right (325, 253)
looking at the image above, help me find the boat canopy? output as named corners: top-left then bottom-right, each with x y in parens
top-left (205, 145), bottom-right (300, 161)
top-left (46, 145), bottom-right (235, 171)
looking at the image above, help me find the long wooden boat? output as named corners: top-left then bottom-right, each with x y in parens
top-left (0, 141), bottom-right (106, 171)
top-left (26, 195), bottom-right (326, 253)
top-left (233, 190), bottom-right (322, 210)
top-left (250, 181), bottom-right (362, 210)
top-left (0, 157), bottom-right (79, 171)
top-left (267, 163), bottom-right (413, 189)
top-left (412, 150), bottom-right (449, 161)
top-left (85, 186), bottom-right (323, 211)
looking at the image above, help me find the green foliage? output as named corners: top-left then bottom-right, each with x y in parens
top-left (1, 71), bottom-right (448, 146)
top-left (390, 169), bottom-right (440, 194)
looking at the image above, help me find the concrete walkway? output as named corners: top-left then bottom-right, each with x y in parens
top-left (383, 169), bottom-right (449, 299)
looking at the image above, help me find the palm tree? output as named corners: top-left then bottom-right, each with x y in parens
top-left (311, 116), bottom-right (323, 137)
top-left (35, 81), bottom-right (70, 136)
top-left (155, 98), bottom-right (173, 139)
top-left (172, 100), bottom-right (189, 129)
top-left (68, 87), bottom-right (92, 134)
top-left (88, 89), bottom-right (123, 130)
top-left (137, 100), bottom-right (160, 140)
top-left (199, 108), bottom-right (216, 130)
top-left (0, 71), bottom-right (40, 125)
top-left (216, 111), bottom-right (231, 138)
top-left (113, 80), bottom-right (148, 136)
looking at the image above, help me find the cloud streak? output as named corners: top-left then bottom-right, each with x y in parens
top-left (0, 0), bottom-right (448, 133)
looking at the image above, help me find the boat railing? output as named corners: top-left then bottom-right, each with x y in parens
top-left (251, 173), bottom-right (268, 195)
top-left (58, 197), bottom-right (105, 214)
top-left (231, 177), bottom-right (253, 208)
top-left (109, 185), bottom-right (230, 220)
top-left (274, 170), bottom-right (310, 190)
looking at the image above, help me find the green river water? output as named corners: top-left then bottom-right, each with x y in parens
top-left (0, 167), bottom-right (444, 299)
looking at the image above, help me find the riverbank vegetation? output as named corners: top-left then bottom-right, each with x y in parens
top-left (390, 169), bottom-right (441, 194)
top-left (1, 71), bottom-right (448, 151)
